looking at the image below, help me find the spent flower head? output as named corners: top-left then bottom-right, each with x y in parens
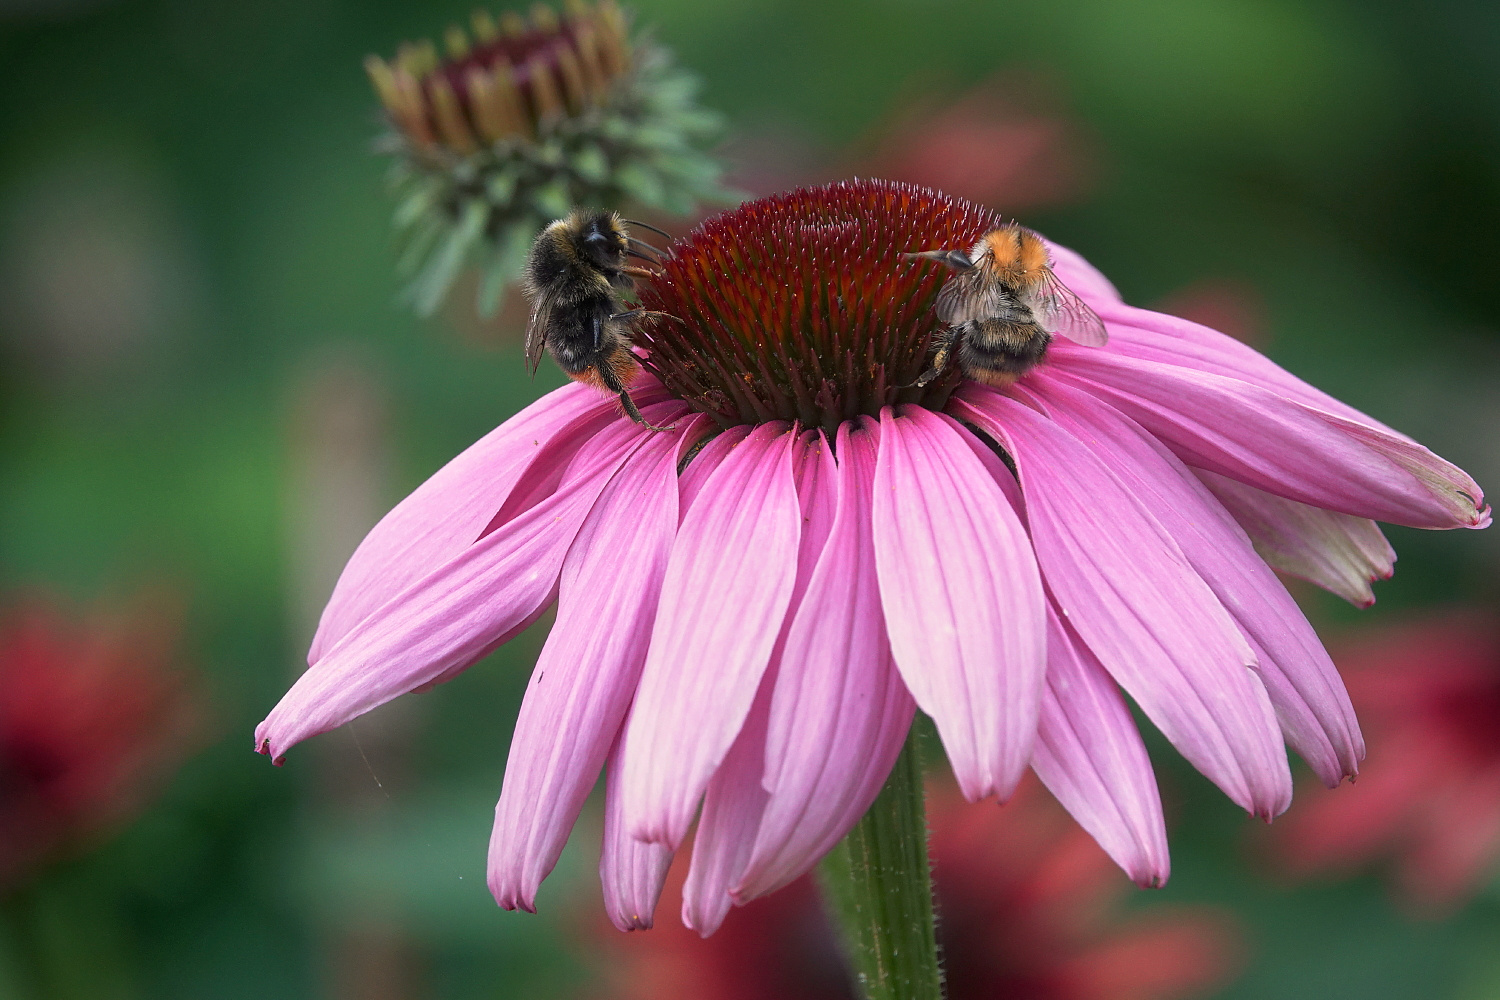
top-left (367, 0), bottom-right (732, 317)
top-left (258, 179), bottom-right (1487, 933)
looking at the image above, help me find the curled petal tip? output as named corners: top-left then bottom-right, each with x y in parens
top-left (612, 913), bottom-right (654, 932)
top-left (495, 897), bottom-right (537, 915)
top-left (488, 875), bottom-right (538, 913)
top-left (626, 821), bottom-right (683, 851)
top-left (254, 737), bottom-right (286, 767)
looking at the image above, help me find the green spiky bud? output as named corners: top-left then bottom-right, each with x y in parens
top-left (365, 1), bottom-right (736, 318)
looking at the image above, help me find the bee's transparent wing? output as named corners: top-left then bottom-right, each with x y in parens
top-left (1032, 270), bottom-right (1108, 346)
top-left (523, 300), bottom-right (551, 376)
top-left (934, 271), bottom-right (1011, 326)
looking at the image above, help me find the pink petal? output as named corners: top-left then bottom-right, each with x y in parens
top-left (680, 430), bottom-right (837, 933)
top-left (488, 418), bottom-right (708, 912)
top-left (678, 425), bottom-right (753, 515)
top-left (1025, 375), bottom-right (1363, 785)
top-left (620, 423), bottom-right (803, 847)
top-left (681, 672), bottom-right (774, 936)
top-left (1093, 305), bottom-right (1401, 433)
top-left (1034, 603), bottom-right (1169, 887)
top-left (872, 406), bottom-right (1046, 802)
top-left (255, 408), bottom-right (674, 762)
top-left (736, 419), bottom-right (916, 901)
top-left (1050, 346), bottom-right (1488, 530)
top-left (601, 732), bottom-right (674, 931)
top-left (1196, 470), bottom-right (1395, 607)
top-left (1046, 241), bottom-right (1123, 307)
top-left (1328, 411), bottom-right (1489, 529)
top-left (310, 383), bottom-right (638, 662)
top-left (953, 391), bottom-right (1292, 817)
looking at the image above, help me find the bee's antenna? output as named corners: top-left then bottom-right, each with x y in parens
top-left (904, 249), bottom-right (975, 271)
top-left (624, 249), bottom-right (664, 266)
top-left (625, 235), bottom-right (665, 258)
top-left (624, 219), bottom-right (673, 241)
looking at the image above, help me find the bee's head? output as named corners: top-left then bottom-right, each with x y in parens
top-left (570, 210), bottom-right (629, 271)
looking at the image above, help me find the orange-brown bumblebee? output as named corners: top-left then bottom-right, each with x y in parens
top-left (522, 209), bottom-right (676, 429)
top-left (906, 224), bottom-right (1106, 387)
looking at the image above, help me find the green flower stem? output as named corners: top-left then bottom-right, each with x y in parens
top-left (816, 724), bottom-right (944, 1000)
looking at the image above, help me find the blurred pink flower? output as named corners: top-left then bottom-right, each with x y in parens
top-left (1265, 612), bottom-right (1500, 911)
top-left (0, 593), bottom-right (200, 887)
top-left (256, 180), bottom-right (1487, 932)
top-left (583, 777), bottom-right (1242, 1000)
top-left (866, 71), bottom-right (1095, 211)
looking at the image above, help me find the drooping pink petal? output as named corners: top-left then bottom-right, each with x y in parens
top-left (872, 406), bottom-right (1046, 802)
top-left (947, 400), bottom-right (1169, 875)
top-left (1328, 412), bottom-right (1489, 528)
top-left (1050, 346), bottom-right (1488, 529)
top-left (475, 380), bottom-right (668, 541)
top-left (677, 425), bottom-right (753, 516)
top-left (1092, 305), bottom-right (1405, 433)
top-left (310, 383), bottom-right (649, 661)
top-left (255, 408), bottom-right (676, 762)
top-left (620, 423), bottom-right (802, 847)
top-left (1033, 603), bottom-right (1169, 887)
top-left (681, 431), bottom-right (837, 932)
top-left (1046, 241), bottom-right (1123, 307)
top-left (1196, 469), bottom-right (1394, 608)
top-left (1023, 376), bottom-right (1363, 786)
top-left (737, 419), bottom-right (916, 901)
top-left (488, 417), bottom-right (708, 912)
top-left (953, 391), bottom-right (1291, 817)
top-left (681, 672), bottom-right (774, 936)
top-left (601, 732), bottom-right (674, 931)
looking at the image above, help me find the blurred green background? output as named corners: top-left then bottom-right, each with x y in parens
top-left (1, 0), bottom-right (1497, 997)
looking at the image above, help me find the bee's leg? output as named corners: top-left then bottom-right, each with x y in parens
top-left (609, 309), bottom-right (684, 325)
top-left (596, 358), bottom-right (675, 432)
top-left (619, 265), bottom-right (663, 281)
top-left (901, 330), bottom-right (954, 388)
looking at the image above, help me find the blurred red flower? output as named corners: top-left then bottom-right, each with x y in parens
top-left (583, 776), bottom-right (1242, 1000)
top-left (1265, 611), bottom-right (1500, 912)
top-left (0, 593), bottom-right (201, 888)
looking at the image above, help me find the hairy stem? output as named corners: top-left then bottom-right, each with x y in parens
top-left (816, 724), bottom-right (943, 1000)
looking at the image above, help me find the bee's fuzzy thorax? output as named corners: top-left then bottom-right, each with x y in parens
top-left (982, 225), bottom-right (1050, 283)
top-left (634, 179), bottom-right (1003, 431)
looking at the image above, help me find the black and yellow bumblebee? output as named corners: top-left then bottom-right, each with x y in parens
top-left (522, 209), bottom-right (676, 429)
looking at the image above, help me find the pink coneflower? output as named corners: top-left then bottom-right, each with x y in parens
top-left (1264, 612), bottom-right (1500, 912)
top-left (255, 179), bottom-right (1488, 933)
